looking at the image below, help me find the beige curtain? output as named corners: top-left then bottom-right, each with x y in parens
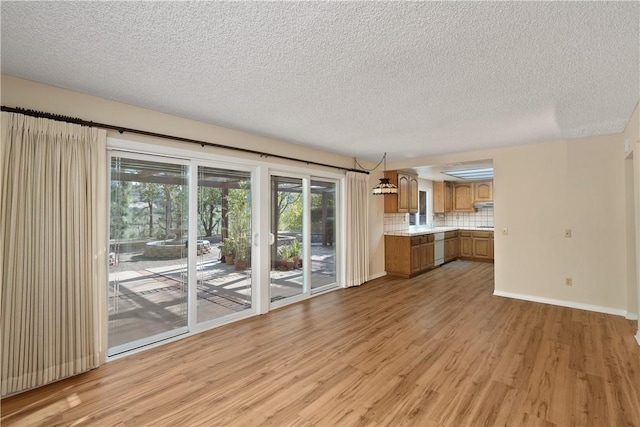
top-left (1, 112), bottom-right (107, 396)
top-left (344, 172), bottom-right (369, 287)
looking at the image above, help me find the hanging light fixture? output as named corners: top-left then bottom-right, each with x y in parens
top-left (372, 152), bottom-right (398, 195)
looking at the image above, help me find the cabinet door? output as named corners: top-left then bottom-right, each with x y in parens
top-left (410, 244), bottom-right (421, 274)
top-left (433, 181), bottom-right (445, 213)
top-left (444, 238), bottom-right (459, 262)
top-left (397, 174), bottom-right (409, 213)
top-left (473, 237), bottom-right (492, 259)
top-left (444, 182), bottom-right (454, 212)
top-left (453, 183), bottom-right (474, 212)
top-left (474, 181), bottom-right (493, 202)
top-left (409, 176), bottom-right (419, 213)
top-left (460, 236), bottom-right (473, 257)
top-left (444, 239), bottom-right (452, 261)
top-left (419, 242), bottom-right (434, 270)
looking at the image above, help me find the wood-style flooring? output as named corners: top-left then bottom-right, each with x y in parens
top-left (2, 261), bottom-right (639, 426)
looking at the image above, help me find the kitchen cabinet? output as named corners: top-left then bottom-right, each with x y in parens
top-left (459, 231), bottom-right (473, 257)
top-left (453, 183), bottom-right (475, 212)
top-left (472, 231), bottom-right (492, 260)
top-left (459, 230), bottom-right (493, 262)
top-left (385, 234), bottom-right (434, 278)
top-left (444, 230), bottom-right (459, 262)
top-left (384, 171), bottom-right (418, 214)
top-left (409, 175), bottom-right (419, 213)
top-left (474, 181), bottom-right (493, 202)
top-left (433, 181), bottom-right (454, 213)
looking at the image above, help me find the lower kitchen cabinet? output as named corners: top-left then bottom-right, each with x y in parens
top-left (460, 231), bottom-right (473, 257)
top-left (459, 230), bottom-right (494, 262)
top-left (385, 234), bottom-right (434, 278)
top-left (472, 236), bottom-right (492, 259)
top-left (444, 231), bottom-right (459, 262)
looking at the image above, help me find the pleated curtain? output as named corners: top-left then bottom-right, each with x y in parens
top-left (344, 171), bottom-right (369, 287)
top-left (1, 112), bottom-right (107, 396)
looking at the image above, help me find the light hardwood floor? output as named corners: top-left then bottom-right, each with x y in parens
top-left (2, 261), bottom-right (639, 426)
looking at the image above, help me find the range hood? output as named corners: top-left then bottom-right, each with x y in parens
top-left (473, 201), bottom-right (494, 209)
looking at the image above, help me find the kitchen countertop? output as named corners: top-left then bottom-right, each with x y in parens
top-left (384, 226), bottom-right (494, 236)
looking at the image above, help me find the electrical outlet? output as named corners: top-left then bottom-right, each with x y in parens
top-left (502, 227), bottom-right (508, 235)
top-left (564, 229), bottom-right (572, 238)
top-left (565, 277), bottom-right (572, 286)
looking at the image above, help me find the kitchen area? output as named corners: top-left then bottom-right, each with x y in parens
top-left (382, 161), bottom-right (495, 278)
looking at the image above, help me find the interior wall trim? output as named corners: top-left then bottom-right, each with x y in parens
top-left (493, 290), bottom-right (628, 318)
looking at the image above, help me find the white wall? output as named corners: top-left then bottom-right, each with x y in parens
top-left (0, 75), bottom-right (358, 172)
top-left (622, 103), bottom-right (639, 339)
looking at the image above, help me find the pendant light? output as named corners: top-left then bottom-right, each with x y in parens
top-left (372, 153), bottom-right (398, 195)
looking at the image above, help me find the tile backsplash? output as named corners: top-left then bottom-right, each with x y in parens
top-left (434, 207), bottom-right (494, 228)
top-left (384, 208), bottom-right (494, 231)
top-left (383, 213), bottom-right (410, 231)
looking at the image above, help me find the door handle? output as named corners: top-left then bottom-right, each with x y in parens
top-left (269, 233), bottom-right (275, 245)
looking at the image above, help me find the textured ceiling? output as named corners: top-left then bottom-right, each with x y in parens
top-left (1, 1), bottom-right (638, 162)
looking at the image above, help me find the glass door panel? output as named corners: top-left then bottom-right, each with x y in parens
top-left (196, 167), bottom-right (252, 323)
top-left (270, 175), bottom-right (304, 302)
top-left (108, 156), bottom-right (189, 355)
top-left (310, 180), bottom-right (337, 291)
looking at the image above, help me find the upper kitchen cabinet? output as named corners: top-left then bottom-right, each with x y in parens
top-left (453, 182), bottom-right (475, 212)
top-left (384, 171), bottom-right (418, 213)
top-left (433, 181), bottom-right (454, 213)
top-left (474, 181), bottom-right (493, 202)
top-left (435, 180), bottom-right (493, 212)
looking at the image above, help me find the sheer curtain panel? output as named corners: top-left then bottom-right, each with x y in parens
top-left (344, 172), bottom-right (369, 287)
top-left (1, 112), bottom-right (107, 396)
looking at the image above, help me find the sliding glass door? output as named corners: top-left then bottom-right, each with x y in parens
top-left (108, 155), bottom-right (189, 355)
top-left (269, 175), bottom-right (339, 305)
top-left (107, 145), bottom-right (341, 356)
top-left (270, 175), bottom-right (305, 303)
top-left (310, 179), bottom-right (337, 292)
top-left (196, 166), bottom-right (252, 324)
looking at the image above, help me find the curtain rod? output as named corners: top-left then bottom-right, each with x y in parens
top-left (1, 105), bottom-right (369, 175)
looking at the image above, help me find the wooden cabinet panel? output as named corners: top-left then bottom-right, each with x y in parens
top-left (444, 230), bottom-right (458, 239)
top-left (434, 181), bottom-right (454, 213)
top-left (460, 236), bottom-right (473, 257)
top-left (474, 181), bottom-right (493, 202)
top-left (411, 244), bottom-right (421, 274)
top-left (398, 174), bottom-right (409, 213)
top-left (384, 235), bottom-right (411, 276)
top-left (473, 237), bottom-right (492, 259)
top-left (453, 183), bottom-right (474, 212)
top-left (420, 242), bottom-right (434, 270)
top-left (384, 171), bottom-right (418, 214)
top-left (409, 176), bottom-right (419, 213)
top-left (444, 237), bottom-right (459, 262)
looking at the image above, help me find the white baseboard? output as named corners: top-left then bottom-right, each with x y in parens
top-left (493, 290), bottom-right (627, 317)
top-left (626, 313), bottom-right (639, 321)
